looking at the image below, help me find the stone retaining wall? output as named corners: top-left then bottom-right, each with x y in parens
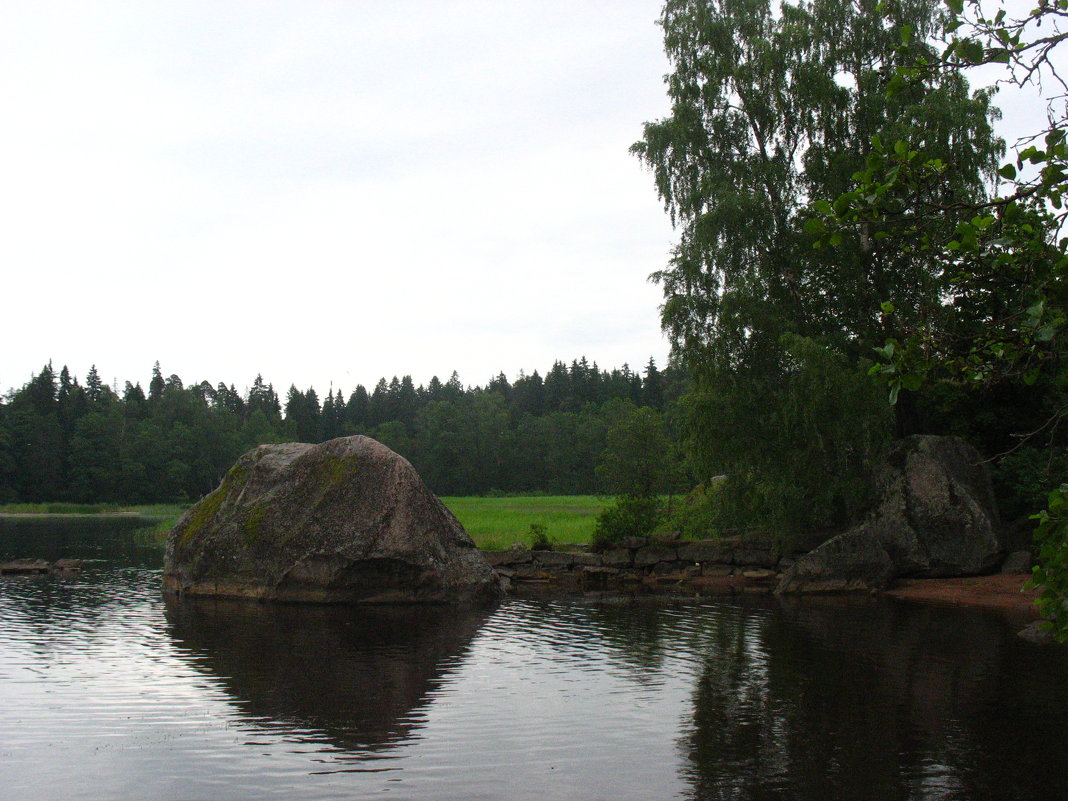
top-left (483, 532), bottom-right (812, 596)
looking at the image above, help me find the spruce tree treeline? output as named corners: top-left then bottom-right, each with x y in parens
top-left (0, 358), bottom-right (683, 504)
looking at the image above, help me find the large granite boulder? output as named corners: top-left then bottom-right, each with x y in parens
top-left (777, 436), bottom-right (1001, 593)
top-left (163, 436), bottom-right (502, 604)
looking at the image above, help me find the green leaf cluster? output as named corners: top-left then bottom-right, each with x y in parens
top-left (596, 404), bottom-right (678, 499)
top-left (1029, 485), bottom-right (1068, 642)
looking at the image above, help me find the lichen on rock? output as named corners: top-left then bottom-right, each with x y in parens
top-left (164, 436), bottom-right (502, 605)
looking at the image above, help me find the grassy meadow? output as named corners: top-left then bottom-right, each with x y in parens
top-left (440, 495), bottom-right (610, 550)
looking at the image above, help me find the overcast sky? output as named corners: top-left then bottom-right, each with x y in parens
top-left (1, 0), bottom-right (675, 397)
top-left (1, 1), bottom-right (1058, 398)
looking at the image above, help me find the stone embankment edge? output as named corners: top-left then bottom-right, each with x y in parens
top-left (485, 533), bottom-right (800, 597)
top-left (484, 536), bottom-right (1040, 619)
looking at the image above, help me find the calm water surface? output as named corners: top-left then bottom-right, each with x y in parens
top-left (1, 518), bottom-right (1066, 801)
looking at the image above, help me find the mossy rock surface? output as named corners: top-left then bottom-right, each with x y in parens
top-left (164, 436), bottom-right (502, 605)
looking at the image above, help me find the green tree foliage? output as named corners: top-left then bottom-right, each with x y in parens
top-left (345, 384), bottom-right (370, 427)
top-left (597, 402), bottom-right (675, 498)
top-left (148, 361), bottom-right (165, 407)
top-left (0, 357), bottom-right (686, 505)
top-left (284, 386), bottom-right (322, 443)
top-left (321, 389), bottom-right (345, 441)
top-left (635, 0), bottom-right (998, 364)
top-left (812, 0), bottom-right (1068, 639)
top-left (592, 401), bottom-right (681, 551)
top-left (6, 364), bottom-right (65, 501)
top-left (413, 400), bottom-right (473, 495)
top-left (68, 407), bottom-right (124, 502)
top-left (591, 496), bottom-right (662, 552)
top-left (633, 0), bottom-right (1000, 535)
top-left (0, 415), bottom-right (18, 503)
top-left (248, 374), bottom-right (282, 422)
top-left (1032, 484), bottom-right (1068, 640)
top-left (813, 0), bottom-right (1067, 389)
top-left (686, 336), bottom-right (893, 534)
top-left (372, 420), bottom-right (412, 459)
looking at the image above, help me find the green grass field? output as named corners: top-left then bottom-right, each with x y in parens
top-left (440, 495), bottom-right (610, 550)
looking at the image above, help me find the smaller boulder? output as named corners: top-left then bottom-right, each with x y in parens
top-left (778, 436), bottom-right (1001, 593)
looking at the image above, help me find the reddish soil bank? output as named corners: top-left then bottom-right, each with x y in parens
top-left (885, 574), bottom-right (1040, 619)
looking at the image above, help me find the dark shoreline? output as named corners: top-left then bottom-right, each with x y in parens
top-left (488, 540), bottom-right (1042, 622)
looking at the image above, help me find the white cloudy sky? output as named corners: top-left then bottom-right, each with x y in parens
top-left (1, 0), bottom-right (675, 396)
top-left (0, 1), bottom-right (1058, 398)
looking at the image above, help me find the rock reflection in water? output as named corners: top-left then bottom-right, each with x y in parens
top-left (682, 597), bottom-right (1068, 801)
top-left (165, 598), bottom-right (491, 751)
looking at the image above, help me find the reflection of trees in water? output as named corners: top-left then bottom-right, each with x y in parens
top-left (164, 598), bottom-right (491, 752)
top-left (578, 600), bottom-right (760, 678)
top-left (487, 598), bottom-right (772, 692)
top-left (680, 597), bottom-right (1068, 801)
top-left (0, 516), bottom-right (163, 566)
top-left (502, 600), bottom-right (676, 677)
top-left (0, 517), bottom-right (164, 656)
top-left (487, 599), bottom-right (709, 681)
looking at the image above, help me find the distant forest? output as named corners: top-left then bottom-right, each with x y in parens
top-left (0, 358), bottom-right (684, 504)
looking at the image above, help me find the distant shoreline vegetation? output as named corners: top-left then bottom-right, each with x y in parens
top-left (0, 503), bottom-right (188, 541)
top-left (0, 358), bottom-right (683, 507)
top-left (0, 502), bottom-right (132, 515)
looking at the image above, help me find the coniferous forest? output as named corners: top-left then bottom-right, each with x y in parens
top-left (0, 358), bottom-right (684, 504)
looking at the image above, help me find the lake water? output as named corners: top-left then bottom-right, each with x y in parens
top-left (1, 518), bottom-right (1067, 801)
